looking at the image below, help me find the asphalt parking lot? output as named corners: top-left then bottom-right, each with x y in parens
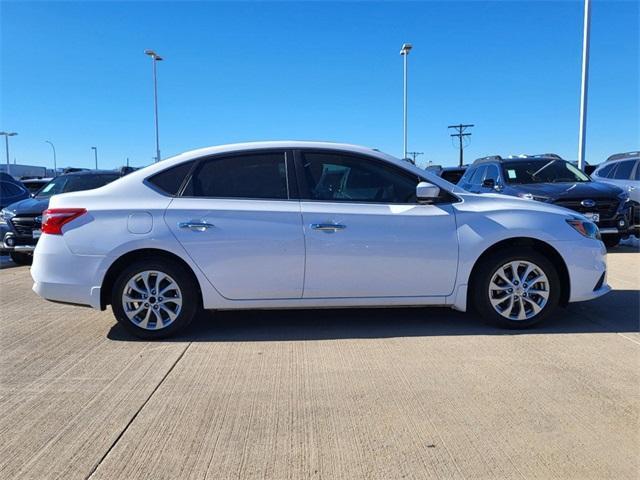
top-left (1, 242), bottom-right (639, 480)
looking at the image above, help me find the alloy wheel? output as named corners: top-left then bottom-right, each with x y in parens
top-left (488, 260), bottom-right (550, 321)
top-left (121, 270), bottom-right (183, 330)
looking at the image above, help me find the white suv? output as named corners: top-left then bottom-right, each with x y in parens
top-left (592, 152), bottom-right (640, 237)
top-left (31, 141), bottom-right (610, 338)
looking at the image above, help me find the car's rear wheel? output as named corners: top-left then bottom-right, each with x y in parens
top-left (10, 252), bottom-right (32, 266)
top-left (111, 259), bottom-right (200, 339)
top-left (472, 249), bottom-right (561, 328)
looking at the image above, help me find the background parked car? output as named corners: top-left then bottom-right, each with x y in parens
top-left (458, 154), bottom-right (630, 247)
top-left (0, 172), bottom-right (29, 209)
top-left (591, 151), bottom-right (640, 238)
top-left (426, 165), bottom-right (468, 184)
top-left (1, 170), bottom-right (123, 265)
top-left (20, 177), bottom-right (54, 194)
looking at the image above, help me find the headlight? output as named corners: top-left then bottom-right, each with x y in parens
top-left (566, 217), bottom-right (601, 240)
top-left (518, 193), bottom-right (550, 202)
top-left (0, 209), bottom-right (14, 225)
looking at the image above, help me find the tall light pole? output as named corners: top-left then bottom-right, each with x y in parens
top-left (400, 43), bottom-right (412, 160)
top-left (91, 146), bottom-right (98, 169)
top-left (0, 132), bottom-right (18, 169)
top-left (144, 49), bottom-right (163, 163)
top-left (577, 0), bottom-right (591, 170)
top-left (45, 140), bottom-right (57, 174)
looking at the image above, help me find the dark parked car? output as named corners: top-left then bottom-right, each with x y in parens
top-left (1, 170), bottom-right (122, 264)
top-left (0, 172), bottom-right (29, 209)
top-left (20, 177), bottom-right (54, 194)
top-left (458, 154), bottom-right (630, 247)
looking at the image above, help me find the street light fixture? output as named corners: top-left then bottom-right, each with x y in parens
top-left (45, 140), bottom-right (57, 174)
top-left (91, 146), bottom-right (98, 169)
top-left (144, 49), bottom-right (163, 163)
top-left (399, 43), bottom-right (412, 160)
top-left (0, 131), bottom-right (18, 168)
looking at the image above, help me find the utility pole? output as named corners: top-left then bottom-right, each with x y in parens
top-left (448, 124), bottom-right (474, 167)
top-left (406, 151), bottom-right (424, 165)
top-left (577, 0), bottom-right (591, 170)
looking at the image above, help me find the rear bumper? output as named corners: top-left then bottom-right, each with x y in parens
top-left (31, 234), bottom-right (103, 309)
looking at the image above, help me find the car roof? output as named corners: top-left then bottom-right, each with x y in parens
top-left (62, 170), bottom-right (121, 176)
top-left (606, 151), bottom-right (640, 162)
top-left (104, 141), bottom-right (467, 197)
top-left (168, 140), bottom-right (398, 162)
top-left (472, 154), bottom-right (564, 165)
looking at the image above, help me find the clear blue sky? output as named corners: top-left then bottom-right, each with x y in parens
top-left (1, 0), bottom-right (638, 170)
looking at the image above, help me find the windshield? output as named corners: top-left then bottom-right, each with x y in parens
top-left (502, 160), bottom-right (590, 184)
top-left (36, 174), bottom-right (119, 198)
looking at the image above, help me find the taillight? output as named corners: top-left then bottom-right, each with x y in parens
top-left (41, 208), bottom-right (87, 235)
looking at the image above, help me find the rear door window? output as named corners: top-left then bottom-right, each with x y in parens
top-left (186, 152), bottom-right (289, 199)
top-left (611, 160), bottom-right (635, 180)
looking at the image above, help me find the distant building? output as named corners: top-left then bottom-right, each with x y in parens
top-left (0, 164), bottom-right (53, 178)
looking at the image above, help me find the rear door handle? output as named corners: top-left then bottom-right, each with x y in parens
top-left (178, 221), bottom-right (215, 232)
top-left (310, 223), bottom-right (347, 232)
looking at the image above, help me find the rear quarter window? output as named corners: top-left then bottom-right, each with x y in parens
top-left (147, 161), bottom-right (194, 196)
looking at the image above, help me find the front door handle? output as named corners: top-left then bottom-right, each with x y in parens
top-left (310, 223), bottom-right (347, 232)
top-left (178, 221), bottom-right (215, 232)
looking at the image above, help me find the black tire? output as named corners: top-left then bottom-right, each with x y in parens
top-left (471, 248), bottom-right (561, 329)
top-left (10, 252), bottom-right (32, 265)
top-left (111, 258), bottom-right (200, 339)
top-left (602, 235), bottom-right (620, 249)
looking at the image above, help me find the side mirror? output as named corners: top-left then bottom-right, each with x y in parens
top-left (416, 181), bottom-right (440, 203)
top-left (482, 178), bottom-right (495, 189)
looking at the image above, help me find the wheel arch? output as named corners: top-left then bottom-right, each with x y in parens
top-left (467, 237), bottom-right (570, 309)
top-left (100, 248), bottom-right (202, 310)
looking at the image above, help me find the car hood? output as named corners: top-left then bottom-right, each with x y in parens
top-left (2, 197), bottom-right (50, 216)
top-left (507, 181), bottom-right (624, 200)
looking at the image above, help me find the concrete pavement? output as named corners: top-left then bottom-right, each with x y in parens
top-left (1, 244), bottom-right (638, 479)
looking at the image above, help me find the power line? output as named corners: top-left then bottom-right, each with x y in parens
top-left (406, 151), bottom-right (424, 164)
top-left (447, 124), bottom-right (474, 167)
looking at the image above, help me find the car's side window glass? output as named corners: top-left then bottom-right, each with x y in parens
top-left (635, 161), bottom-right (640, 181)
top-left (301, 152), bottom-right (418, 203)
top-left (187, 152), bottom-right (288, 199)
top-left (596, 163), bottom-right (614, 178)
top-left (484, 165), bottom-right (499, 182)
top-left (605, 163), bottom-right (619, 179)
top-left (1, 181), bottom-right (23, 196)
top-left (612, 160), bottom-right (635, 180)
top-left (459, 167), bottom-right (474, 185)
top-left (470, 166), bottom-right (486, 185)
top-left (148, 161), bottom-right (194, 195)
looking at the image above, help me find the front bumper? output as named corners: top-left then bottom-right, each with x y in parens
top-left (555, 239), bottom-right (611, 303)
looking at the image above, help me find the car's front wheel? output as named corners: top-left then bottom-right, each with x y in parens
top-left (111, 258), bottom-right (200, 339)
top-left (472, 249), bottom-right (561, 328)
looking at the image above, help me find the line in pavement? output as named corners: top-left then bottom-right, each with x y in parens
top-left (84, 341), bottom-right (192, 480)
